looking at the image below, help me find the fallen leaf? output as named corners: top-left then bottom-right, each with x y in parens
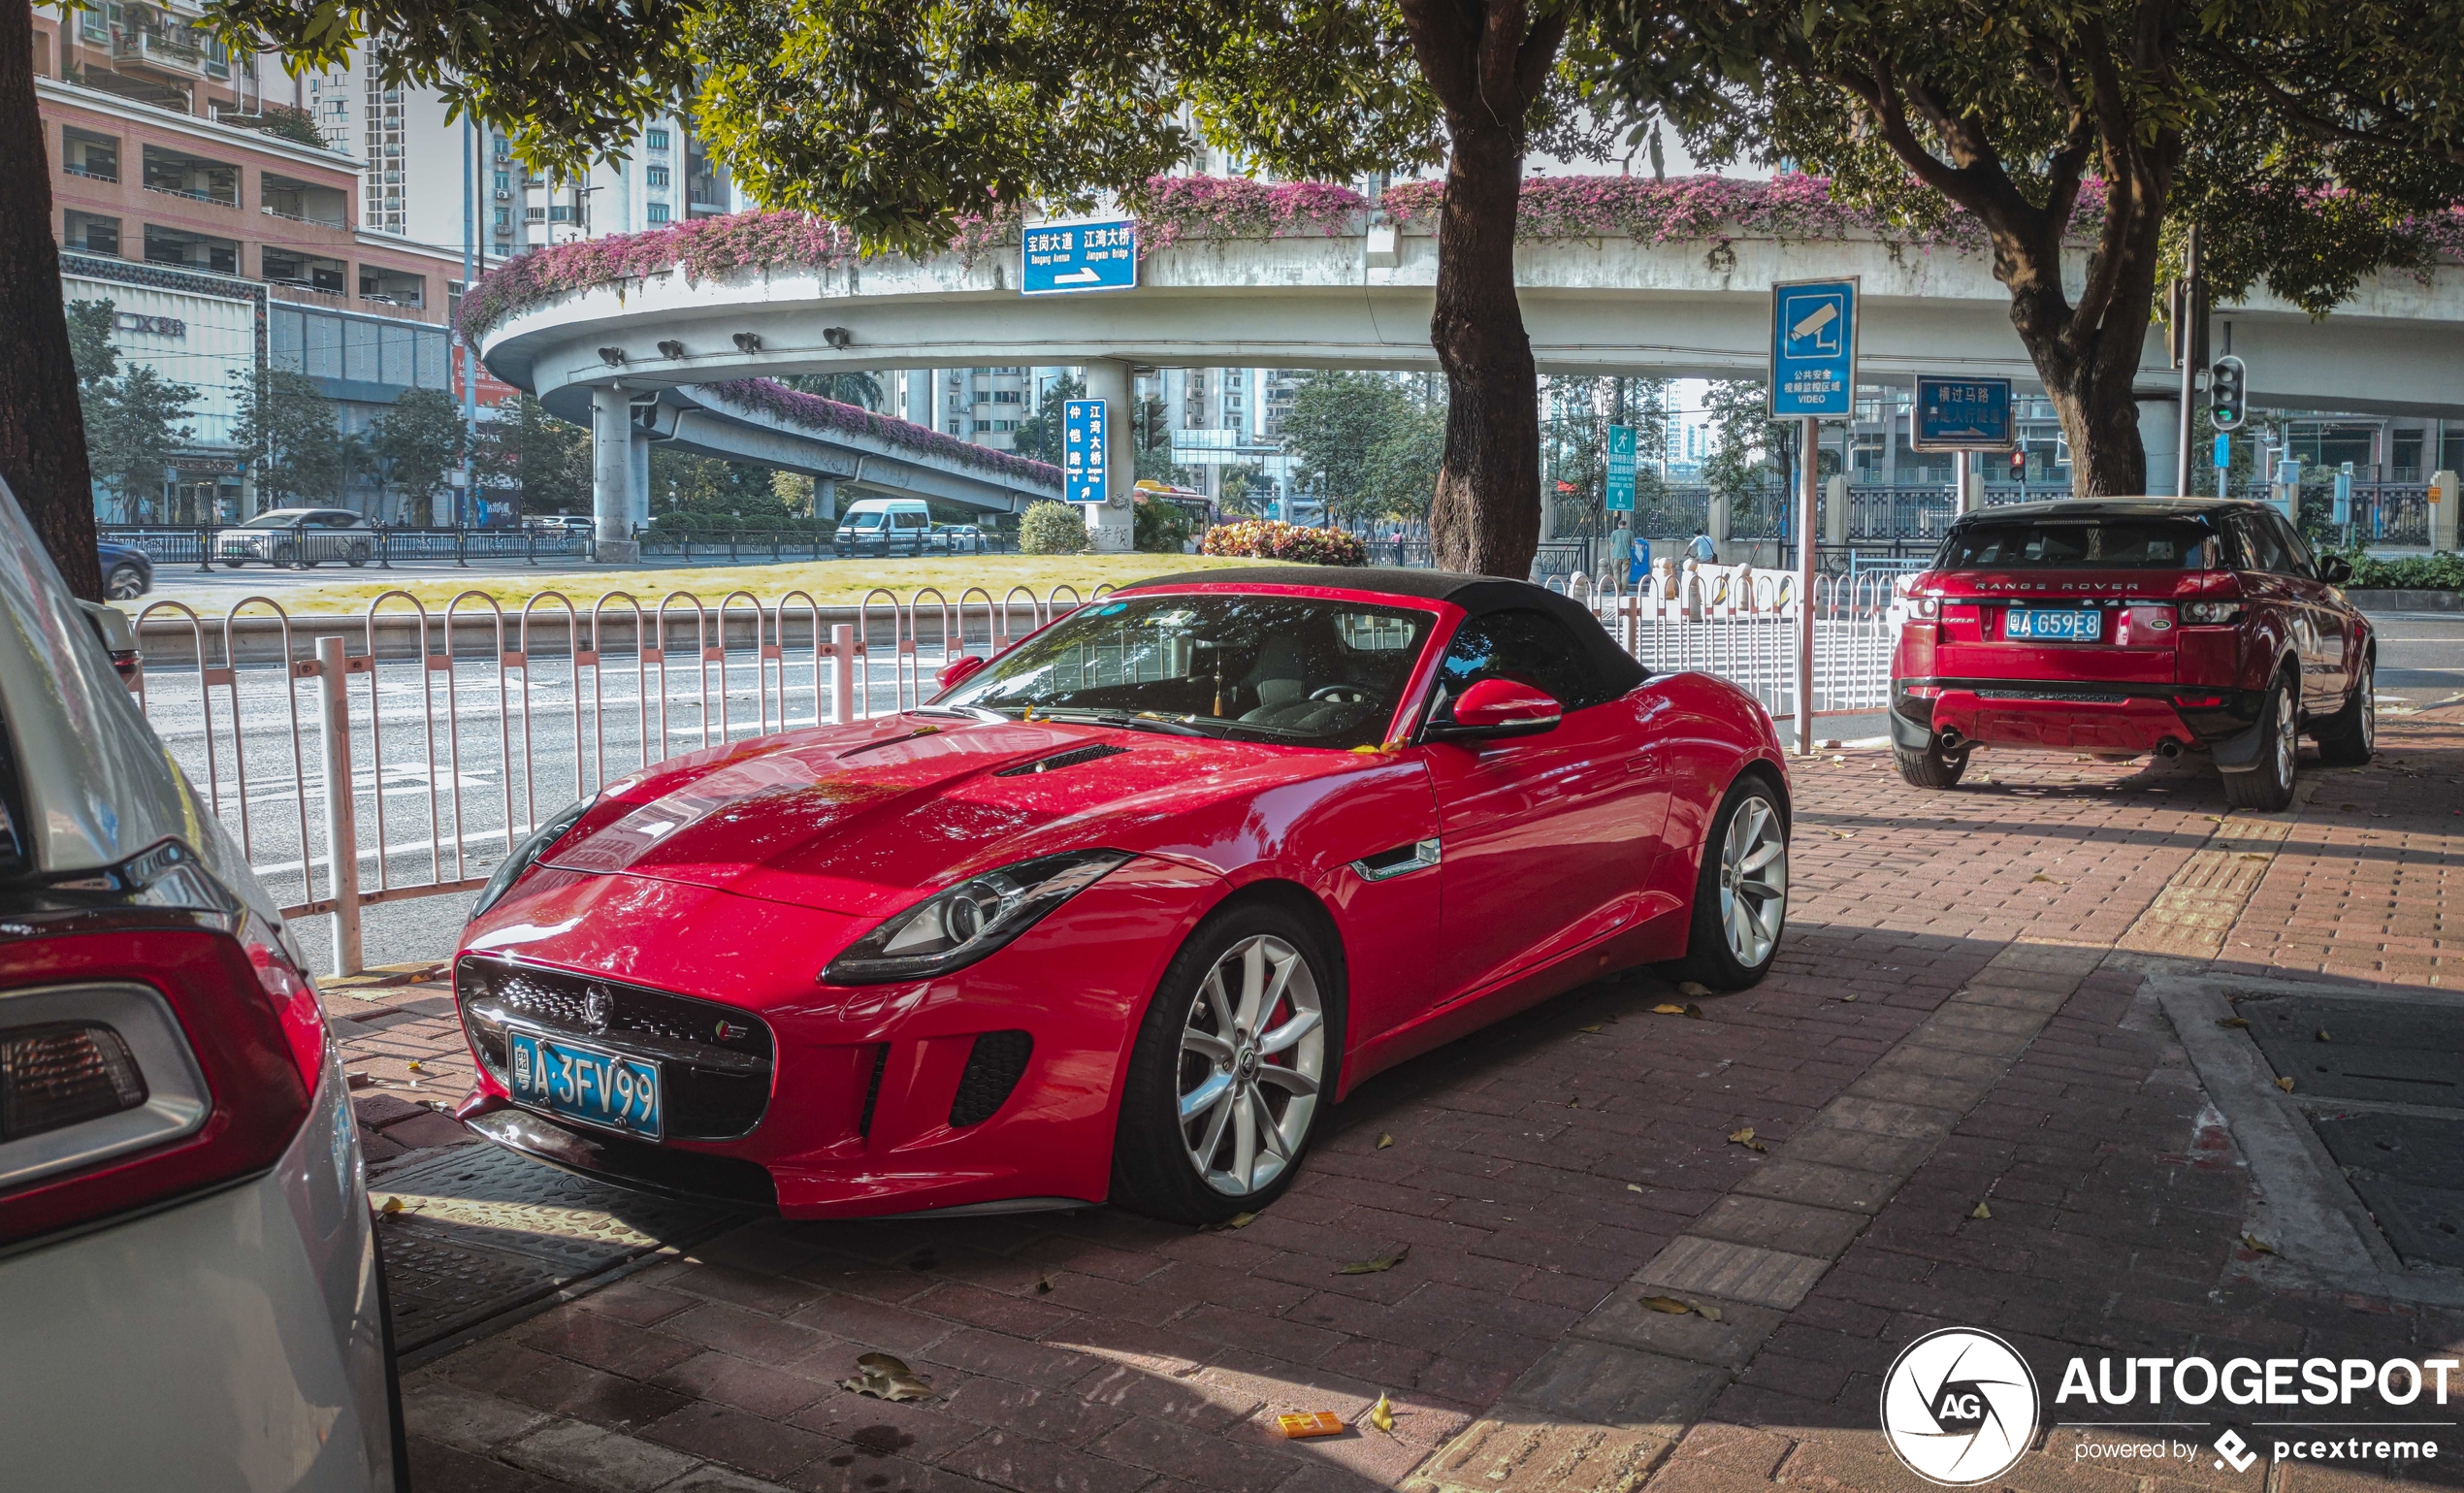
top-left (1840, 993), bottom-right (1860, 1002)
top-left (2029, 873), bottom-right (2063, 885)
top-left (842, 1351), bottom-right (935, 1403)
top-left (1677, 981), bottom-right (1713, 997)
top-left (1209, 1211), bottom-right (1257, 1232)
top-left (405, 1060), bottom-right (426, 1072)
top-left (1370, 1392), bottom-right (1395, 1435)
top-left (1377, 1133), bottom-right (1394, 1150)
top-left (1339, 1247), bottom-right (1410, 1276)
top-left (1628, 1184), bottom-right (1645, 1192)
top-left (2276, 1076), bottom-right (2296, 1091)
top-left (1825, 828), bottom-right (1855, 839)
top-left (378, 1196), bottom-right (404, 1217)
top-left (1971, 1202), bottom-right (1993, 1220)
top-left (2315, 1029), bottom-right (2331, 1043)
top-left (2217, 1017), bottom-right (2251, 1028)
top-left (1567, 1096), bottom-right (1580, 1108)
top-left (1727, 1126), bottom-right (1767, 1152)
top-left (1639, 1294), bottom-right (1725, 1322)
top-left (2204, 814), bottom-right (2226, 823)
top-left (2242, 1233), bottom-right (2279, 1256)
top-left (1684, 1004), bottom-right (1704, 1020)
top-left (1036, 1277), bottom-right (1054, 1295)
top-left (1578, 1022), bottom-right (1605, 1033)
top-left (1652, 1003), bottom-right (1687, 1015)
top-left (1829, 755), bottom-right (1847, 764)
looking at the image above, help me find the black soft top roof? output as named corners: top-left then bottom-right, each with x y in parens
top-left (1121, 566), bottom-right (1650, 697)
top-left (1953, 498), bottom-right (2264, 524)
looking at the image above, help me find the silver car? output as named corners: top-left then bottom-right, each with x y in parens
top-left (220, 507), bottom-right (381, 569)
top-left (0, 481), bottom-right (405, 1488)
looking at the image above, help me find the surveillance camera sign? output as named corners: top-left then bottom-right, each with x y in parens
top-left (1770, 276), bottom-right (1859, 419)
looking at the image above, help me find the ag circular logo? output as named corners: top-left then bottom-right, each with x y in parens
top-left (1879, 1327), bottom-right (2040, 1485)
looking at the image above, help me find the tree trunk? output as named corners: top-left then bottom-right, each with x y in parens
top-left (0, 7), bottom-right (103, 600)
top-left (1426, 124), bottom-right (1540, 577)
top-left (1997, 213), bottom-right (2166, 499)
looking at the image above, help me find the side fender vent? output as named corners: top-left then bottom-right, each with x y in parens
top-left (995, 744), bottom-right (1129, 777)
top-left (949, 1030), bottom-right (1033, 1127)
top-left (858, 1043), bottom-right (890, 1138)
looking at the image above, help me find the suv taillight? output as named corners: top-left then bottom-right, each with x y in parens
top-left (0, 842), bottom-right (319, 1250)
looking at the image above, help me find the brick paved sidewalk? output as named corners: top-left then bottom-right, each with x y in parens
top-left (373, 712), bottom-right (2464, 1493)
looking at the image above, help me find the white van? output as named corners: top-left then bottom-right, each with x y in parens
top-left (832, 498), bottom-right (933, 557)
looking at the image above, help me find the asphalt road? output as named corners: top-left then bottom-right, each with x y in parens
top-left (2365, 608), bottom-right (2464, 708)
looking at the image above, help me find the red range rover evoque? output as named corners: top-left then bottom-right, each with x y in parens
top-left (1891, 499), bottom-right (2374, 809)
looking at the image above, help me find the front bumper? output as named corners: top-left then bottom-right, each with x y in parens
top-left (1892, 679), bottom-right (2266, 756)
top-left (452, 856), bottom-right (1224, 1218)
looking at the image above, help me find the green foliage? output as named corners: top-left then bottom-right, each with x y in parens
top-left (81, 366), bottom-right (195, 518)
top-left (370, 388), bottom-right (466, 514)
top-left (1019, 499), bottom-right (1089, 555)
top-left (1012, 375), bottom-right (1083, 468)
top-left (2339, 550), bottom-right (2464, 594)
top-left (1284, 372), bottom-right (1411, 523)
top-left (1217, 463), bottom-right (1267, 517)
top-left (222, 104), bottom-right (331, 149)
top-left (1699, 378), bottom-right (1786, 520)
top-left (783, 372), bottom-right (883, 409)
top-left (232, 369), bottom-right (346, 508)
top-left (471, 396), bottom-right (591, 514)
top-left (1362, 399), bottom-right (1446, 524)
top-left (65, 301), bottom-right (118, 387)
top-left (649, 448), bottom-right (789, 524)
top-left (1134, 494), bottom-right (1196, 553)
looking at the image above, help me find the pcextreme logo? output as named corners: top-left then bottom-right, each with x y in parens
top-left (1880, 1328), bottom-right (2041, 1485)
top-left (1878, 1331), bottom-right (2460, 1485)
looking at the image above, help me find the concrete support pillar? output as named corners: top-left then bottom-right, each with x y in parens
top-left (592, 386), bottom-right (641, 561)
top-left (1707, 491), bottom-right (1732, 548)
top-left (2432, 471), bottom-right (2459, 551)
top-left (1081, 358), bottom-right (1137, 554)
top-left (810, 476), bottom-right (838, 522)
top-left (1822, 474), bottom-right (1848, 544)
top-left (2137, 399), bottom-right (2180, 496)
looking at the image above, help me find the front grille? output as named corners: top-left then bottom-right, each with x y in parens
top-left (455, 957), bottom-right (774, 1141)
top-left (950, 1031), bottom-right (1033, 1127)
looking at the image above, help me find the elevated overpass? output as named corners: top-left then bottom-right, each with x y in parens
top-left (470, 179), bottom-right (2464, 552)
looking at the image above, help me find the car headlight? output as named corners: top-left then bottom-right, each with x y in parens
top-left (822, 850), bottom-right (1132, 986)
top-left (2182, 600), bottom-right (2243, 624)
top-left (469, 797), bottom-right (591, 924)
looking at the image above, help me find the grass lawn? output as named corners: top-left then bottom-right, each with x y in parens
top-left (125, 553), bottom-right (1298, 617)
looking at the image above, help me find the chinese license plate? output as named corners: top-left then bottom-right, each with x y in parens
top-left (2004, 607), bottom-right (2103, 642)
top-left (506, 1024), bottom-right (664, 1139)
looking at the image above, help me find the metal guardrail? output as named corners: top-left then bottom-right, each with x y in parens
top-left (632, 529), bottom-right (1015, 562)
top-left (131, 568), bottom-right (1898, 978)
top-left (101, 525), bottom-right (592, 568)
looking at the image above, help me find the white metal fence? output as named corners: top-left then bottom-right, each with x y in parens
top-left (129, 567), bottom-right (1901, 977)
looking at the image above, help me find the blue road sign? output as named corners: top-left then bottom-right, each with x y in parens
top-left (1063, 399), bottom-right (1109, 504)
top-left (2334, 463), bottom-right (2353, 526)
top-left (1021, 219), bottom-right (1138, 296)
top-left (1769, 277), bottom-right (1858, 418)
top-left (1605, 424), bottom-right (1637, 512)
top-left (2214, 433), bottom-right (2231, 472)
top-left (1911, 375), bottom-right (2015, 451)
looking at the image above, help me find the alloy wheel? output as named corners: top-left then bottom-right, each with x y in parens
top-left (2273, 687), bottom-right (2297, 785)
top-left (106, 567), bottom-right (145, 600)
top-left (1718, 795), bottom-right (1788, 967)
top-left (1177, 934), bottom-right (1324, 1196)
top-left (2357, 663), bottom-right (2375, 756)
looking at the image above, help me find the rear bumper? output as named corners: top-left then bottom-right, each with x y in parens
top-left (1892, 678), bottom-right (2266, 756)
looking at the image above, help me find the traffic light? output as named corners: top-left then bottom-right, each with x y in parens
top-left (2209, 355), bottom-right (2247, 432)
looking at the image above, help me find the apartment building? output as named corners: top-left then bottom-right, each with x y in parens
top-left (32, 2), bottom-right (465, 520)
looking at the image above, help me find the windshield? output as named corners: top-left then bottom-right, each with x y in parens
top-left (852, 512), bottom-right (884, 529)
top-left (1940, 519), bottom-right (2218, 569)
top-left (239, 512), bottom-right (301, 529)
top-left (936, 593), bottom-right (1433, 748)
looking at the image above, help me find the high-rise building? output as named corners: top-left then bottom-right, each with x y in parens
top-left (32, 3), bottom-right (467, 520)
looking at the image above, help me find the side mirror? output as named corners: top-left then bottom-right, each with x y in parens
top-left (935, 655), bottom-right (988, 693)
top-left (2318, 554), bottom-right (2352, 585)
top-left (1427, 678), bottom-right (1563, 741)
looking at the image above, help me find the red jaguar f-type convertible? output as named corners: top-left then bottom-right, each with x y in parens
top-left (452, 568), bottom-right (1789, 1223)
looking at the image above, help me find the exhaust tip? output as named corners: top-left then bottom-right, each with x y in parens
top-left (2156, 738), bottom-right (2184, 760)
top-left (1937, 729), bottom-right (1963, 751)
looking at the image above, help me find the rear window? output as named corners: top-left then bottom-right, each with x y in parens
top-left (1939, 519), bottom-right (2218, 569)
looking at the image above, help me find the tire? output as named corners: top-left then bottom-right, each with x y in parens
top-left (2315, 653), bottom-right (2375, 767)
top-left (220, 558), bottom-right (247, 568)
top-left (1894, 734), bottom-right (1968, 788)
top-left (2222, 670), bottom-right (2300, 811)
top-left (1665, 772), bottom-right (1789, 992)
top-left (105, 563), bottom-right (146, 600)
top-left (1111, 901), bottom-right (1343, 1225)
top-left (347, 542), bottom-right (372, 568)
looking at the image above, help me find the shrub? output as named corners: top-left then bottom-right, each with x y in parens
top-left (2343, 549), bottom-right (2464, 592)
top-left (1020, 500), bottom-right (1089, 555)
top-left (1199, 519), bottom-right (1367, 566)
top-left (1134, 495), bottom-right (1196, 553)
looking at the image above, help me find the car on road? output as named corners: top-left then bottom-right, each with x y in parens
top-left (1890, 498), bottom-right (2374, 810)
top-left (98, 537), bottom-right (151, 600)
top-left (0, 481), bottom-right (405, 1488)
top-left (451, 568), bottom-right (1790, 1224)
top-left (219, 507), bottom-right (380, 568)
top-left (930, 522), bottom-right (988, 555)
top-left (832, 498), bottom-right (934, 557)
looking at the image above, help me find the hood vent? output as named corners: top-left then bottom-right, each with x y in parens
top-left (995, 743), bottom-right (1130, 778)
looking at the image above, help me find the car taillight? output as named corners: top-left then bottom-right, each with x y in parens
top-left (0, 840), bottom-right (318, 1250)
top-left (1903, 596), bottom-right (1940, 620)
top-left (2182, 600), bottom-right (2243, 625)
top-left (2174, 694), bottom-right (2226, 708)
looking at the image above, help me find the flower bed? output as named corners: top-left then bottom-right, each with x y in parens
top-left (1201, 519), bottom-right (1368, 567)
top-left (703, 379), bottom-right (1061, 488)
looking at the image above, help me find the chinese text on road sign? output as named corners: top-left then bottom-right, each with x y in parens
top-left (1769, 278), bottom-right (1859, 419)
top-left (1063, 400), bottom-right (1109, 504)
top-left (1910, 375), bottom-right (2015, 451)
top-left (1022, 219), bottom-right (1138, 296)
top-left (1606, 424), bottom-right (1637, 512)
